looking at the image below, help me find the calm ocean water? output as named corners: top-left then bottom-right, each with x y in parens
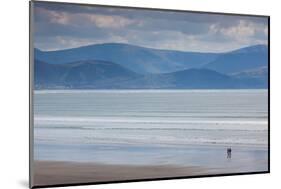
top-left (33, 90), bottom-right (268, 172)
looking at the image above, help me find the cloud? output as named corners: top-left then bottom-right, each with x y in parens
top-left (33, 1), bottom-right (268, 52)
top-left (34, 35), bottom-right (129, 51)
top-left (35, 6), bottom-right (137, 29)
top-left (34, 2), bottom-right (267, 25)
top-left (87, 14), bottom-right (136, 29)
top-left (209, 20), bottom-right (267, 43)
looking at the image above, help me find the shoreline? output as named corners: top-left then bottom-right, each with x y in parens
top-left (32, 160), bottom-right (206, 186)
top-left (33, 159), bottom-right (268, 187)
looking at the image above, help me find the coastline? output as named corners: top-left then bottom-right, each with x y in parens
top-left (33, 160), bottom-right (206, 186)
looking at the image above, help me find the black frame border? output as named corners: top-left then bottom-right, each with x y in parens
top-left (29, 1), bottom-right (270, 188)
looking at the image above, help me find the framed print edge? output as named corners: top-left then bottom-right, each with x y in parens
top-left (29, 1), bottom-right (270, 188)
top-left (29, 1), bottom-right (35, 188)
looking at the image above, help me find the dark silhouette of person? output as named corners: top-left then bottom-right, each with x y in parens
top-left (227, 148), bottom-right (232, 158)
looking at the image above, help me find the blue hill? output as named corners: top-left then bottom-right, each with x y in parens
top-left (34, 59), bottom-right (267, 89)
top-left (34, 43), bottom-right (268, 89)
top-left (203, 45), bottom-right (268, 74)
top-left (34, 59), bottom-right (139, 89)
top-left (35, 43), bottom-right (218, 74)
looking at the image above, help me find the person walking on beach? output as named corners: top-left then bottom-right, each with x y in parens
top-left (227, 148), bottom-right (232, 158)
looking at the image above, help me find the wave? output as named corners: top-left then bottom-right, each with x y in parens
top-left (34, 116), bottom-right (267, 125)
top-left (36, 125), bottom-right (268, 132)
top-left (34, 132), bottom-right (268, 147)
top-left (34, 115), bottom-right (268, 131)
top-left (34, 89), bottom-right (268, 94)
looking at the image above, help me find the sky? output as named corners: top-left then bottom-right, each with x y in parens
top-left (32, 2), bottom-right (268, 53)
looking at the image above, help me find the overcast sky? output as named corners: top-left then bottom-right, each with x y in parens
top-left (33, 2), bottom-right (268, 52)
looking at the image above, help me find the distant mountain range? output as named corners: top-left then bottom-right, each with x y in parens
top-left (35, 59), bottom-right (138, 89)
top-left (203, 45), bottom-right (268, 74)
top-left (231, 66), bottom-right (268, 88)
top-left (34, 43), bottom-right (268, 89)
top-left (35, 43), bottom-right (219, 74)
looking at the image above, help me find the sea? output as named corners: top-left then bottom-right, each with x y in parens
top-left (33, 89), bottom-right (268, 172)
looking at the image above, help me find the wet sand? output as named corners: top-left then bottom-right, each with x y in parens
top-left (32, 160), bottom-right (206, 187)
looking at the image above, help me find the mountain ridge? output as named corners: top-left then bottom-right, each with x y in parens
top-left (35, 59), bottom-right (139, 89)
top-left (34, 59), bottom-right (267, 89)
top-left (35, 43), bottom-right (268, 75)
top-left (203, 45), bottom-right (268, 74)
top-left (34, 43), bottom-right (220, 74)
